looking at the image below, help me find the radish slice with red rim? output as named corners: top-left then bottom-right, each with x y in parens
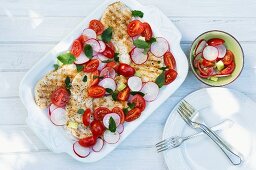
top-left (103, 113), bottom-right (120, 128)
top-left (100, 67), bottom-right (116, 79)
top-left (92, 138), bottom-right (104, 152)
top-left (193, 52), bottom-right (203, 68)
top-left (74, 53), bottom-right (90, 64)
top-left (150, 37), bottom-right (169, 57)
top-left (97, 53), bottom-right (109, 61)
top-left (103, 130), bottom-right (120, 144)
top-left (128, 76), bottom-right (142, 91)
top-left (216, 44), bottom-right (226, 58)
top-left (140, 82), bottom-right (159, 102)
top-left (194, 39), bottom-right (207, 55)
top-left (116, 124), bottom-right (124, 134)
top-left (73, 141), bottom-right (91, 158)
top-left (48, 103), bottom-right (58, 116)
top-left (82, 28), bottom-right (96, 39)
top-left (203, 46), bottom-right (218, 61)
top-left (50, 108), bottom-right (66, 126)
top-left (93, 55), bottom-right (106, 71)
top-left (98, 40), bottom-right (106, 53)
top-left (99, 78), bottom-right (117, 92)
top-left (131, 48), bottom-right (148, 65)
top-left (85, 38), bottom-right (101, 52)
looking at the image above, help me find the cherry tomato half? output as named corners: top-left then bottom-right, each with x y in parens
top-left (88, 70), bottom-right (100, 87)
top-left (90, 120), bottom-right (105, 137)
top-left (127, 20), bottom-right (144, 37)
top-left (117, 63), bottom-right (135, 77)
top-left (83, 59), bottom-right (99, 73)
top-left (220, 62), bottom-right (235, 75)
top-left (78, 135), bottom-right (97, 147)
top-left (165, 69), bottom-right (178, 85)
top-left (197, 62), bottom-right (214, 76)
top-left (125, 108), bottom-right (142, 122)
top-left (101, 46), bottom-right (115, 59)
top-left (50, 87), bottom-right (70, 107)
top-left (207, 38), bottom-right (225, 46)
top-left (106, 61), bottom-right (119, 71)
top-left (164, 51), bottom-right (176, 69)
top-left (70, 40), bottom-right (82, 57)
top-left (202, 59), bottom-right (215, 67)
top-left (106, 42), bottom-right (116, 52)
top-left (222, 50), bottom-right (234, 65)
top-left (141, 22), bottom-right (153, 41)
top-left (112, 107), bottom-right (125, 124)
top-left (82, 108), bottom-right (91, 127)
top-left (93, 107), bottom-right (111, 121)
top-left (89, 19), bottom-right (104, 35)
top-left (131, 94), bottom-right (146, 111)
top-left (88, 85), bottom-right (106, 98)
top-left (117, 87), bottom-right (130, 101)
top-left (77, 35), bottom-right (88, 46)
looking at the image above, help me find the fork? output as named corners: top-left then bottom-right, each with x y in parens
top-left (177, 100), bottom-right (243, 165)
top-left (156, 119), bottom-right (233, 152)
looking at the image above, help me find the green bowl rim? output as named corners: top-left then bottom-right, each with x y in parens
top-left (189, 30), bottom-right (244, 87)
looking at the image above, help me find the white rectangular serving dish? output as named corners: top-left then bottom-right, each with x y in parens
top-left (19, 0), bottom-right (188, 162)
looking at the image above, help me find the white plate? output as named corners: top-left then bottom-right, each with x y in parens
top-left (163, 88), bottom-right (256, 170)
top-left (19, 0), bottom-right (188, 163)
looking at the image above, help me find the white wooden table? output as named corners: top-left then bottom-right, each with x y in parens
top-left (0, 0), bottom-right (255, 169)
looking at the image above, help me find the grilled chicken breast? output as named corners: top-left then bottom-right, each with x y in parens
top-left (101, 1), bottom-right (133, 64)
top-left (34, 64), bottom-right (78, 108)
top-left (93, 96), bottom-right (127, 110)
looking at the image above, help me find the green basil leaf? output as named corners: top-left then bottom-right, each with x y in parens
top-left (102, 27), bottom-right (113, 43)
top-left (109, 117), bottom-right (117, 132)
top-left (76, 65), bottom-right (83, 72)
top-left (65, 76), bottom-right (72, 89)
top-left (77, 108), bottom-right (85, 114)
top-left (53, 64), bottom-right (59, 70)
top-left (84, 44), bottom-right (93, 59)
top-left (112, 91), bottom-right (118, 101)
top-left (159, 66), bottom-right (169, 71)
top-left (133, 39), bottom-right (150, 49)
top-left (147, 37), bottom-right (157, 44)
top-left (93, 76), bottom-right (104, 80)
top-left (130, 91), bottom-right (145, 97)
top-left (101, 59), bottom-right (113, 63)
top-left (57, 52), bottom-right (76, 65)
top-left (114, 53), bottom-right (119, 62)
top-left (155, 72), bottom-right (165, 88)
top-left (123, 108), bottom-right (129, 115)
top-left (106, 88), bottom-right (113, 94)
top-left (82, 75), bottom-right (87, 82)
top-left (131, 10), bottom-right (144, 18)
top-left (128, 102), bottom-right (135, 109)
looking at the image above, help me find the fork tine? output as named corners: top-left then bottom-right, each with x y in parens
top-left (180, 101), bottom-right (193, 117)
top-left (177, 107), bottom-right (191, 126)
top-left (183, 100), bottom-right (195, 113)
top-left (155, 138), bottom-right (170, 147)
top-left (157, 144), bottom-right (171, 153)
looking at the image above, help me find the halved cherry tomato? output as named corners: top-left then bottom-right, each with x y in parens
top-left (93, 107), bottom-right (111, 121)
top-left (131, 94), bottom-right (146, 111)
top-left (106, 61), bottom-right (119, 71)
top-left (117, 63), bottom-right (135, 77)
top-left (90, 120), bottom-right (105, 137)
top-left (222, 50), bottom-right (234, 65)
top-left (78, 135), bottom-right (97, 147)
top-left (207, 38), bottom-right (225, 46)
top-left (88, 85), bottom-right (106, 98)
top-left (197, 62), bottom-right (214, 76)
top-left (82, 109), bottom-right (91, 127)
top-left (112, 107), bottom-right (125, 124)
top-left (70, 40), bottom-right (82, 57)
top-left (220, 62), bottom-right (235, 75)
top-left (125, 108), bottom-right (142, 122)
top-left (127, 20), bottom-right (144, 37)
top-left (117, 87), bottom-right (130, 101)
top-left (89, 70), bottom-right (100, 87)
top-left (83, 59), bottom-right (99, 73)
top-left (50, 87), bottom-right (70, 107)
top-left (77, 35), bottom-right (88, 46)
top-left (164, 69), bottom-right (178, 85)
top-left (89, 19), bottom-right (104, 35)
top-left (164, 51), bottom-right (176, 69)
top-left (202, 59), bottom-right (215, 67)
top-left (141, 22), bottom-right (152, 41)
top-left (106, 42), bottom-right (115, 52)
top-left (101, 46), bottom-right (115, 58)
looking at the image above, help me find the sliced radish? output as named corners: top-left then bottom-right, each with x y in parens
top-left (74, 53), bottom-right (90, 64)
top-left (97, 53), bottom-right (109, 61)
top-left (99, 78), bottom-right (117, 92)
top-left (82, 28), bottom-right (96, 39)
top-left (50, 108), bottom-right (66, 126)
top-left (100, 67), bottom-right (116, 79)
top-left (193, 52), bottom-right (203, 68)
top-left (119, 53), bottom-right (131, 65)
top-left (140, 82), bottom-right (159, 102)
top-left (48, 103), bottom-right (58, 116)
top-left (103, 130), bottom-right (120, 144)
top-left (203, 46), bottom-right (219, 61)
top-left (116, 124), bottom-right (124, 134)
top-left (150, 37), bottom-right (169, 57)
top-left (98, 40), bottom-right (106, 53)
top-left (73, 141), bottom-right (91, 158)
top-left (128, 76), bottom-right (142, 91)
top-left (85, 38), bottom-right (101, 52)
top-left (131, 48), bottom-right (148, 64)
top-left (93, 55), bottom-right (106, 71)
top-left (194, 39), bottom-right (207, 55)
top-left (103, 113), bottom-right (120, 128)
top-left (216, 44), bottom-right (227, 58)
top-left (92, 138), bottom-right (104, 152)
